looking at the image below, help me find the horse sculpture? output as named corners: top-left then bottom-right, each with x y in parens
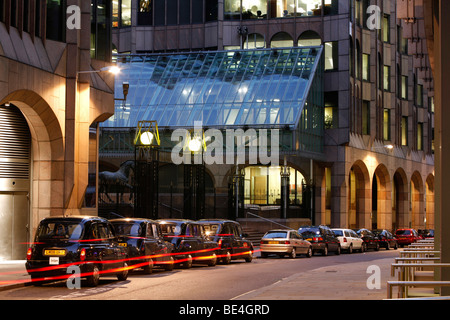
top-left (99, 160), bottom-right (135, 203)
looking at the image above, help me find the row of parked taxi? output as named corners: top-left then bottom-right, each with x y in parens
top-left (24, 215), bottom-right (432, 287)
top-left (25, 215), bottom-right (254, 287)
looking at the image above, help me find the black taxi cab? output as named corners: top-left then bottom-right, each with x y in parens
top-left (157, 219), bottom-right (218, 268)
top-left (199, 219), bottom-right (253, 264)
top-left (110, 218), bottom-right (175, 273)
top-left (25, 216), bottom-right (129, 287)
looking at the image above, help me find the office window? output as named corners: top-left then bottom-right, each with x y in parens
top-left (46, 0), bottom-right (65, 42)
top-left (10, 0), bottom-right (16, 27)
top-left (362, 100), bottom-right (370, 135)
top-left (362, 54), bottom-right (370, 81)
top-left (324, 92), bottom-right (338, 129)
top-left (121, 0), bottom-right (132, 26)
top-left (242, 0), bottom-right (267, 19)
top-left (206, 0), bottom-right (218, 21)
top-left (180, 0), bottom-right (190, 24)
top-left (154, 0), bottom-right (165, 26)
top-left (324, 42), bottom-right (338, 71)
top-left (401, 116), bottom-right (408, 146)
top-left (167, 0), bottom-right (177, 25)
top-left (224, 0), bottom-right (241, 20)
top-left (398, 26), bottom-right (408, 54)
top-left (244, 33), bottom-right (266, 49)
top-left (382, 14), bottom-right (390, 42)
top-left (192, 0), bottom-right (203, 23)
top-left (24, 0), bottom-right (30, 32)
top-left (323, 0), bottom-right (338, 15)
top-left (416, 84), bottom-right (423, 106)
top-left (383, 65), bottom-right (390, 91)
top-left (35, 0), bottom-right (41, 36)
top-left (401, 76), bottom-right (408, 99)
top-left (417, 123), bottom-right (423, 150)
top-left (355, 0), bottom-right (360, 25)
top-left (138, 0), bottom-right (152, 25)
top-left (294, 0), bottom-right (322, 17)
top-left (383, 109), bottom-right (390, 141)
top-left (0, 0), bottom-right (4, 23)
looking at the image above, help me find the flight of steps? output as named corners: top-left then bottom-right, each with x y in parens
top-left (242, 227), bottom-right (265, 248)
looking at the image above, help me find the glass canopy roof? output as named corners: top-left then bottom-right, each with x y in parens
top-left (103, 47), bottom-right (323, 129)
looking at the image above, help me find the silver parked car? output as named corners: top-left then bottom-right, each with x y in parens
top-left (260, 229), bottom-right (313, 259)
top-left (332, 228), bottom-right (364, 253)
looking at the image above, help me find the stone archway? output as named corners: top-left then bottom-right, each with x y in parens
top-left (425, 174), bottom-right (435, 229)
top-left (372, 164), bottom-right (391, 230)
top-left (348, 160), bottom-right (371, 229)
top-left (393, 168), bottom-right (409, 230)
top-left (1, 90), bottom-right (64, 231)
top-left (411, 171), bottom-right (425, 229)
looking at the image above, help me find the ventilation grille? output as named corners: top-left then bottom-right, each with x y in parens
top-left (0, 106), bottom-right (31, 179)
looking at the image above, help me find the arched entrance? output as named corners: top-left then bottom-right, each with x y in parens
top-left (0, 90), bottom-right (64, 260)
top-left (425, 174), bottom-right (435, 229)
top-left (348, 160), bottom-right (371, 229)
top-left (411, 171), bottom-right (425, 229)
top-left (372, 164), bottom-right (391, 230)
top-left (0, 105), bottom-right (31, 260)
top-left (393, 168), bottom-right (409, 230)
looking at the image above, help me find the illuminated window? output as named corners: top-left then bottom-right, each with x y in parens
top-left (383, 65), bottom-right (390, 91)
top-left (295, 0), bottom-right (322, 17)
top-left (417, 123), bottom-right (423, 150)
top-left (138, 0), bottom-right (152, 25)
top-left (324, 42), bottom-right (338, 71)
top-left (244, 33), bottom-right (266, 49)
top-left (382, 14), bottom-right (390, 42)
top-left (242, 0), bottom-right (268, 19)
top-left (270, 0), bottom-right (296, 18)
top-left (383, 109), bottom-right (390, 141)
top-left (401, 76), bottom-right (408, 99)
top-left (362, 54), bottom-right (370, 81)
top-left (121, 0), bottom-right (132, 27)
top-left (244, 166), bottom-right (306, 205)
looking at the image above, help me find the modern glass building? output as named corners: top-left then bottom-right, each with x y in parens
top-left (102, 0), bottom-right (435, 232)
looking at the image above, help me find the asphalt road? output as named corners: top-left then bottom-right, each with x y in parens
top-left (0, 249), bottom-right (399, 300)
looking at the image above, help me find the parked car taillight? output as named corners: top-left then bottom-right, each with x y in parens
top-left (80, 248), bottom-right (86, 261)
top-left (313, 237), bottom-right (323, 241)
top-left (284, 241), bottom-right (290, 245)
top-left (26, 248), bottom-right (32, 260)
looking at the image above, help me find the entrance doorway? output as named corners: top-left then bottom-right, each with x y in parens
top-left (0, 105), bottom-right (31, 261)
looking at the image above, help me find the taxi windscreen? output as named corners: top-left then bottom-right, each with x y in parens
top-left (112, 222), bottom-right (145, 237)
top-left (36, 221), bottom-right (84, 241)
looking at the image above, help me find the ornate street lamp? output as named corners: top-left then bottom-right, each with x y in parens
top-left (183, 127), bottom-right (206, 220)
top-left (134, 120), bottom-right (160, 219)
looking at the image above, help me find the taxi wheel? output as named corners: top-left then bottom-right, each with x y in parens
top-left (244, 250), bottom-right (253, 263)
top-left (222, 251), bottom-right (232, 264)
top-left (86, 265), bottom-right (100, 287)
top-left (164, 257), bottom-right (175, 271)
top-left (208, 253), bottom-right (217, 266)
top-left (143, 259), bottom-right (153, 274)
top-left (117, 262), bottom-right (129, 281)
top-left (182, 255), bottom-right (193, 269)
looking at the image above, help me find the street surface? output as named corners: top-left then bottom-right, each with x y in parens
top-left (0, 249), bottom-right (399, 300)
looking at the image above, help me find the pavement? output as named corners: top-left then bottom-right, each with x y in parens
top-left (0, 253), bottom-right (397, 300)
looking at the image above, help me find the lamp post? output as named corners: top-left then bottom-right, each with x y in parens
top-left (134, 120), bottom-right (160, 219)
top-left (184, 128), bottom-right (206, 220)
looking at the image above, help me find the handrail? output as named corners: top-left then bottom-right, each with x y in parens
top-left (387, 281), bottom-right (450, 299)
top-left (244, 211), bottom-right (295, 230)
top-left (395, 257), bottom-right (440, 263)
